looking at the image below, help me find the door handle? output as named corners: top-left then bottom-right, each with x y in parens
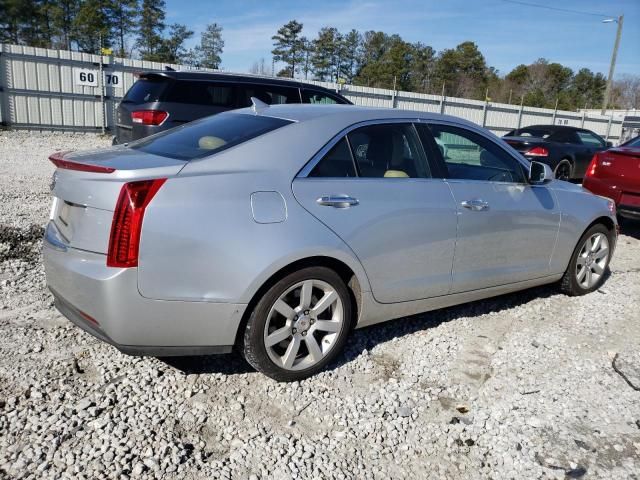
top-left (316, 195), bottom-right (359, 208)
top-left (460, 199), bottom-right (489, 211)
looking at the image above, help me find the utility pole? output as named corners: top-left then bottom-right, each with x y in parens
top-left (601, 15), bottom-right (624, 115)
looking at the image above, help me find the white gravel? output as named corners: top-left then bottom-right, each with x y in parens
top-left (1, 130), bottom-right (639, 479)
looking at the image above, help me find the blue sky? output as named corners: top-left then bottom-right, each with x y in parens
top-left (165, 0), bottom-right (639, 78)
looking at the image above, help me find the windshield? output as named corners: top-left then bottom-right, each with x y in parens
top-left (622, 136), bottom-right (640, 148)
top-left (129, 113), bottom-right (292, 160)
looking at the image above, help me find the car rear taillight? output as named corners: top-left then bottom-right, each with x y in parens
top-left (524, 146), bottom-right (549, 157)
top-left (585, 153), bottom-right (599, 178)
top-left (107, 179), bottom-right (167, 268)
top-left (131, 110), bottom-right (168, 126)
top-left (49, 152), bottom-right (115, 173)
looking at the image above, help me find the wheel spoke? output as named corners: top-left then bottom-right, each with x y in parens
top-left (577, 266), bottom-right (587, 283)
top-left (282, 336), bottom-right (301, 369)
top-left (591, 263), bottom-right (604, 276)
top-left (305, 336), bottom-right (323, 362)
top-left (584, 268), bottom-right (593, 287)
top-left (576, 256), bottom-right (586, 268)
top-left (312, 290), bottom-right (337, 316)
top-left (266, 326), bottom-right (291, 347)
top-left (591, 234), bottom-right (601, 252)
top-left (314, 320), bottom-right (341, 333)
top-left (273, 299), bottom-right (295, 319)
top-left (299, 280), bottom-right (313, 310)
top-left (594, 246), bottom-right (609, 261)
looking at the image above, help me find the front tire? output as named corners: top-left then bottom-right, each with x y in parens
top-left (560, 224), bottom-right (613, 296)
top-left (242, 267), bottom-right (352, 382)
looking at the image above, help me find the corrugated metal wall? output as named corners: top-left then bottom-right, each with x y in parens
top-left (0, 43), bottom-right (623, 142)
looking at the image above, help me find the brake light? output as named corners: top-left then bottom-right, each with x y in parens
top-left (131, 110), bottom-right (168, 126)
top-left (49, 152), bottom-right (115, 173)
top-left (107, 179), bottom-right (167, 268)
top-left (585, 153), bottom-right (599, 177)
top-left (524, 146), bottom-right (549, 157)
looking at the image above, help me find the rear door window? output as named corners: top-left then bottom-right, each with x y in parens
top-left (237, 85), bottom-right (300, 107)
top-left (309, 138), bottom-right (357, 177)
top-left (164, 81), bottom-right (236, 107)
top-left (129, 113), bottom-right (292, 160)
top-left (302, 90), bottom-right (345, 104)
top-left (122, 78), bottom-right (169, 104)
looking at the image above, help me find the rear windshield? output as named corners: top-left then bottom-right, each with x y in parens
top-left (507, 128), bottom-right (553, 139)
top-left (122, 78), bottom-right (168, 104)
top-left (129, 113), bottom-right (292, 160)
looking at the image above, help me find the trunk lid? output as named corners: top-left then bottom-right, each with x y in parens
top-left (49, 148), bottom-right (186, 254)
top-left (596, 148), bottom-right (640, 186)
top-left (502, 136), bottom-right (548, 153)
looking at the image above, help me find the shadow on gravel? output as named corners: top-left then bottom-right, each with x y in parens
top-left (0, 224), bottom-right (44, 264)
top-left (619, 218), bottom-right (640, 240)
top-left (161, 283), bottom-right (559, 378)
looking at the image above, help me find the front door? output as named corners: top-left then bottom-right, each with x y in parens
top-left (293, 122), bottom-right (458, 303)
top-left (420, 123), bottom-right (561, 293)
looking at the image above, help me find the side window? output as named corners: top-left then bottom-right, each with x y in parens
top-left (237, 85), bottom-right (300, 106)
top-left (428, 124), bottom-right (526, 183)
top-left (576, 131), bottom-right (605, 147)
top-left (165, 81), bottom-right (235, 107)
top-left (347, 124), bottom-right (431, 178)
top-left (549, 130), bottom-right (580, 144)
top-left (309, 138), bottom-right (357, 177)
top-left (302, 90), bottom-right (341, 104)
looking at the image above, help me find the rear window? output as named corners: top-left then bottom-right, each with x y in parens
top-left (122, 78), bottom-right (168, 104)
top-left (509, 128), bottom-right (553, 139)
top-left (164, 81), bottom-right (236, 107)
top-left (129, 113), bottom-right (292, 160)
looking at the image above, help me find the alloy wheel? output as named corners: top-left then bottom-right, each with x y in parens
top-left (575, 232), bottom-right (609, 289)
top-left (554, 161), bottom-right (571, 181)
top-left (263, 279), bottom-right (344, 371)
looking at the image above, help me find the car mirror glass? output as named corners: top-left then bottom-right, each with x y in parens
top-left (529, 161), bottom-right (553, 184)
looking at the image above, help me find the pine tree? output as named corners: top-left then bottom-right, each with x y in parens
top-left (271, 20), bottom-right (304, 78)
top-left (73, 0), bottom-right (114, 53)
top-left (109, 0), bottom-right (139, 57)
top-left (154, 23), bottom-right (193, 63)
top-left (136, 0), bottom-right (165, 60)
top-left (197, 22), bottom-right (224, 69)
top-left (340, 29), bottom-right (361, 83)
top-left (50, 0), bottom-right (80, 49)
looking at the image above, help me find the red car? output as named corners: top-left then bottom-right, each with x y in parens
top-left (583, 136), bottom-right (640, 220)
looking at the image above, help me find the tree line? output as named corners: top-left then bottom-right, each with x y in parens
top-left (0, 0), bottom-right (224, 67)
top-left (269, 20), bottom-right (639, 111)
top-left (1, 3), bottom-right (638, 111)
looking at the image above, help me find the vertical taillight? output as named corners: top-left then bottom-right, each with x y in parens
top-left (585, 153), bottom-right (599, 178)
top-left (131, 110), bottom-right (168, 126)
top-left (107, 179), bottom-right (166, 268)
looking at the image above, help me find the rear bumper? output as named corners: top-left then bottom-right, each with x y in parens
top-left (43, 222), bottom-right (246, 356)
top-left (619, 205), bottom-right (640, 220)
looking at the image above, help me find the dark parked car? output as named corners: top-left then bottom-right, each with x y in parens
top-left (114, 71), bottom-right (351, 144)
top-left (503, 125), bottom-right (611, 181)
top-left (583, 135), bottom-right (640, 220)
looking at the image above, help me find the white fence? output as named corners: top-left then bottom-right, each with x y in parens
top-left (0, 43), bottom-right (623, 142)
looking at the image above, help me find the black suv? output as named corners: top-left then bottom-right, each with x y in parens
top-left (114, 71), bottom-right (351, 144)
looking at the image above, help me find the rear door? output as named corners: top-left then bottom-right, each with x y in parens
top-left (420, 122), bottom-right (560, 293)
top-left (236, 84), bottom-right (301, 107)
top-left (292, 121), bottom-right (457, 303)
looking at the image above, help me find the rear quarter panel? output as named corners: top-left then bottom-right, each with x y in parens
top-left (549, 183), bottom-right (616, 273)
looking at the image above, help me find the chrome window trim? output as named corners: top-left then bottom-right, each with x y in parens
top-left (296, 117), bottom-right (532, 181)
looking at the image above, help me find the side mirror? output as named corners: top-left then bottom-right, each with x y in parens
top-left (529, 161), bottom-right (553, 184)
top-left (606, 141), bottom-right (613, 148)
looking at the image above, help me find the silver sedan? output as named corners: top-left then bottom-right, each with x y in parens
top-left (44, 104), bottom-right (617, 381)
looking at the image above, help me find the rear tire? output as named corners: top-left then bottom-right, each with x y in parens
top-left (560, 223), bottom-right (613, 296)
top-left (554, 159), bottom-right (572, 181)
top-left (242, 267), bottom-right (352, 382)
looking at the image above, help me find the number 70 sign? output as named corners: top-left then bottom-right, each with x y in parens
top-left (73, 68), bottom-right (122, 88)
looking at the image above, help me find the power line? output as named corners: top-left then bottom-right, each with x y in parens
top-left (499, 0), bottom-right (613, 18)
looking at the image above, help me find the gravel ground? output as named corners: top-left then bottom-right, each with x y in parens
top-left (1, 130), bottom-right (639, 480)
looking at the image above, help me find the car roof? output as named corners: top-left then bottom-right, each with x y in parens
top-left (515, 124), bottom-right (590, 132)
top-left (234, 103), bottom-right (481, 128)
top-left (140, 70), bottom-right (329, 90)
